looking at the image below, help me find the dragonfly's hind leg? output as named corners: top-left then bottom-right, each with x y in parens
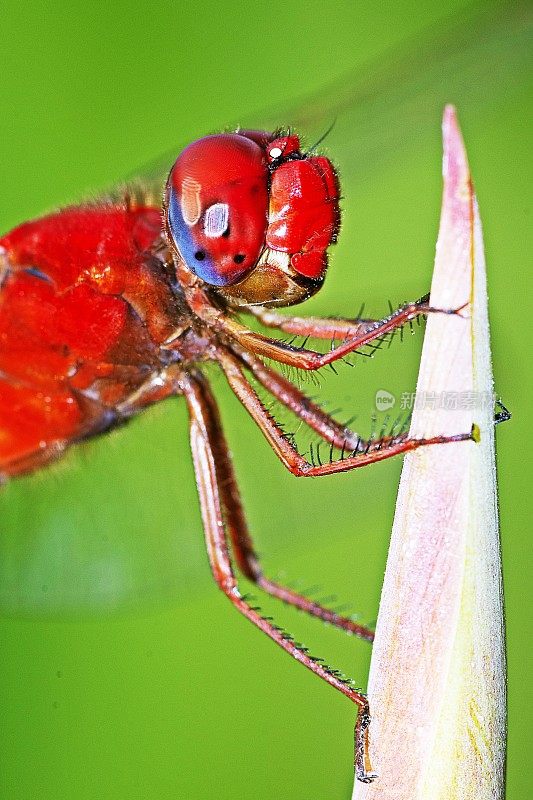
top-left (179, 367), bottom-right (376, 783)
top-left (196, 356), bottom-right (374, 640)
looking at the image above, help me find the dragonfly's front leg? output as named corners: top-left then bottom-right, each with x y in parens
top-left (186, 284), bottom-right (466, 370)
top-left (115, 365), bottom-right (183, 417)
top-left (179, 368), bottom-right (376, 783)
top-left (248, 305), bottom-right (379, 340)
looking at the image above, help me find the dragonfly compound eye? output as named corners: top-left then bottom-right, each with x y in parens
top-left (166, 134), bottom-right (269, 286)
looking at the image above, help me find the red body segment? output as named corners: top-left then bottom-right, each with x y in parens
top-left (0, 205), bottom-right (178, 474)
top-left (267, 155), bottom-right (340, 279)
top-left (2, 206), bottom-right (161, 291)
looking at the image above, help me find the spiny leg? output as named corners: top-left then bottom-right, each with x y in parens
top-left (179, 368), bottom-right (376, 783)
top-left (0, 440), bottom-right (67, 481)
top-left (233, 347), bottom-right (418, 458)
top-left (198, 353), bottom-right (374, 641)
top-left (235, 347), bottom-right (365, 453)
top-left (216, 347), bottom-right (476, 477)
top-left (248, 305), bottom-right (380, 340)
top-left (184, 283), bottom-right (465, 370)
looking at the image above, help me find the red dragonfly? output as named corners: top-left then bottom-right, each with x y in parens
top-left (0, 127), bottom-right (475, 781)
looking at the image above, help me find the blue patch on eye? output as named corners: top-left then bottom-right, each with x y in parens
top-left (168, 188), bottom-right (228, 286)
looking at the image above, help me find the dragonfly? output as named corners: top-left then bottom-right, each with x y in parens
top-left (0, 123), bottom-right (477, 781)
top-left (0, 2), bottom-right (525, 785)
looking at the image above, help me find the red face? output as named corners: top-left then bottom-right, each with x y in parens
top-left (165, 130), bottom-right (340, 300)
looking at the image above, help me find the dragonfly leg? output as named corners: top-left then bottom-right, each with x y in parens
top-left (115, 365), bottom-right (183, 416)
top-left (235, 346), bottom-right (374, 453)
top-left (199, 354), bottom-right (373, 640)
top-left (232, 347), bottom-right (424, 457)
top-left (186, 284), bottom-right (467, 369)
top-left (248, 306), bottom-right (379, 340)
top-left (216, 347), bottom-right (477, 477)
top-left (179, 368), bottom-right (376, 783)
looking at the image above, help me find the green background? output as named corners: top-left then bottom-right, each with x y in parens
top-left (0, 1), bottom-right (531, 798)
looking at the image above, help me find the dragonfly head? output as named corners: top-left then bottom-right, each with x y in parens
top-left (163, 129), bottom-right (340, 308)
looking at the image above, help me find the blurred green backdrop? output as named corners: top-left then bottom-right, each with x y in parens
top-left (0, 1), bottom-right (531, 798)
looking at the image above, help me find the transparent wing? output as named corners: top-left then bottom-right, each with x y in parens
top-left (93, 2), bottom-right (531, 206)
top-left (270, 1), bottom-right (531, 177)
